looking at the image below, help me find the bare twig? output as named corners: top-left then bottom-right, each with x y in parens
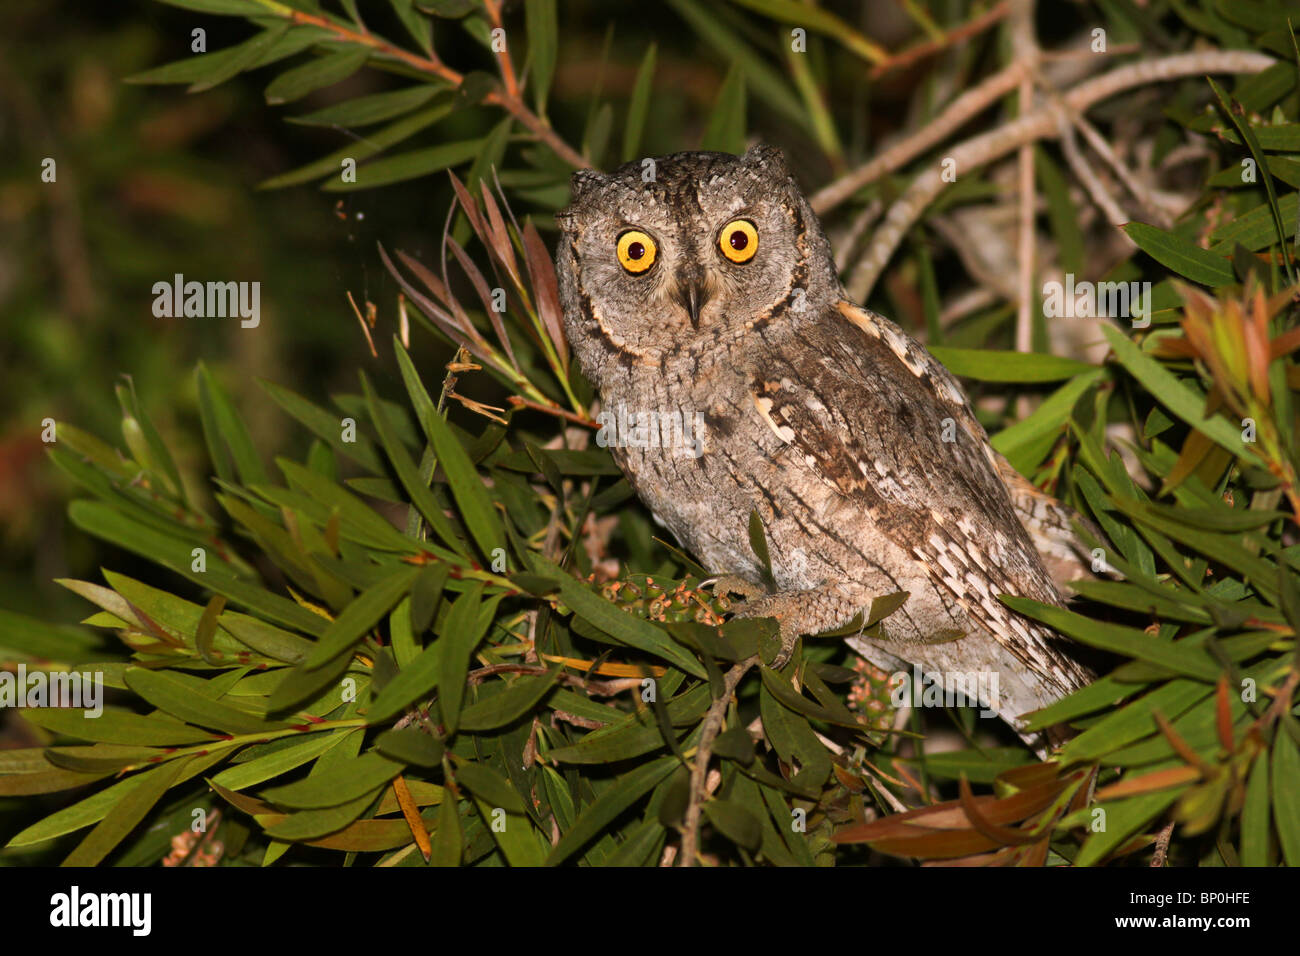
top-left (1150, 819), bottom-right (1175, 867)
top-left (812, 61), bottom-right (1029, 214)
top-left (678, 657), bottom-right (756, 867)
top-left (832, 199), bottom-right (883, 273)
top-left (869, 1), bottom-right (1010, 80)
top-left (845, 50), bottom-right (1276, 300)
top-left (506, 394), bottom-right (598, 428)
top-left (1055, 108), bottom-right (1131, 232)
top-left (249, 0), bottom-right (586, 169)
top-left (1011, 0), bottom-right (1039, 356)
top-left (482, 0), bottom-right (521, 98)
top-left (1071, 113), bottom-right (1173, 228)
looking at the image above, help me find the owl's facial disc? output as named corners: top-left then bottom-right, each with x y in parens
top-left (556, 146), bottom-right (833, 369)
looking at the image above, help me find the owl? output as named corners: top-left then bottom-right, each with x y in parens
top-left (554, 144), bottom-right (1092, 750)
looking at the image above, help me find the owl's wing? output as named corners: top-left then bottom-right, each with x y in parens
top-left (753, 299), bottom-right (1089, 694)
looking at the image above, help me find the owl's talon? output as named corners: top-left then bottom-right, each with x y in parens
top-left (701, 574), bottom-right (768, 603)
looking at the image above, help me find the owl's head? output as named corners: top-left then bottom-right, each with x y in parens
top-left (554, 144), bottom-right (838, 382)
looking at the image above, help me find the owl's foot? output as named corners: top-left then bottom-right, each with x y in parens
top-left (732, 593), bottom-right (804, 667)
top-left (713, 581), bottom-right (862, 669)
top-left (700, 574), bottom-right (769, 605)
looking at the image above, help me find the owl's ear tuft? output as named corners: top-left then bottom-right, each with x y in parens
top-left (568, 168), bottom-right (609, 202)
top-left (743, 143), bottom-right (790, 178)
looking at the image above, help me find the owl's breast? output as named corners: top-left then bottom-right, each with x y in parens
top-left (598, 370), bottom-right (873, 593)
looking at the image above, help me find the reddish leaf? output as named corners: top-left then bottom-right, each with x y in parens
top-left (521, 220), bottom-right (568, 368)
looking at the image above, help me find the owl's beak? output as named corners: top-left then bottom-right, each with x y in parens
top-left (674, 269), bottom-right (710, 329)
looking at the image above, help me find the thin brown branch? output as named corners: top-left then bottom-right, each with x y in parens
top-left (869, 1), bottom-right (1010, 80)
top-left (1055, 107), bottom-right (1131, 230)
top-left (811, 61), bottom-right (1029, 214)
top-left (845, 50), bottom-right (1276, 300)
top-left (507, 395), bottom-right (598, 428)
top-left (678, 657), bottom-right (756, 867)
top-left (346, 290), bottom-right (379, 358)
top-left (1011, 0), bottom-right (1038, 357)
top-left (482, 0), bottom-right (521, 98)
top-left (276, 7), bottom-right (586, 169)
top-left (1150, 819), bottom-right (1175, 867)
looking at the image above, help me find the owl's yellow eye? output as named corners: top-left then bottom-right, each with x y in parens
top-left (616, 230), bottom-right (657, 274)
top-left (718, 219), bottom-right (758, 263)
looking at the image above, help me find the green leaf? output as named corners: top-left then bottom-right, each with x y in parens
top-left (406, 384), bottom-right (503, 562)
top-left (1207, 77), bottom-right (1296, 285)
top-left (0, 609), bottom-right (102, 663)
top-left (260, 379), bottom-right (385, 473)
top-left (1209, 192), bottom-right (1299, 253)
top-left (262, 751), bottom-right (404, 809)
top-left (544, 564), bottom-right (706, 678)
top-left (1123, 223), bottom-right (1235, 286)
top-left (360, 373), bottom-right (466, 556)
top-left (1076, 790), bottom-right (1181, 867)
top-left (276, 458), bottom-right (419, 553)
top-left (61, 757), bottom-right (192, 866)
top-left (220, 611), bottom-right (313, 663)
top-left (700, 60), bottom-right (746, 154)
top-left (1272, 731), bottom-right (1300, 866)
top-left (265, 47), bottom-right (370, 104)
top-left (1240, 750), bottom-right (1270, 866)
top-left (210, 732), bottom-right (349, 790)
top-left (1001, 597), bottom-right (1220, 681)
top-left (991, 369), bottom-right (1105, 465)
top-left (197, 362), bottom-right (268, 486)
top-left (289, 85), bottom-right (442, 127)
top-left (7, 752), bottom-right (225, 848)
top-left (127, 24), bottom-right (330, 86)
top-left (903, 747), bottom-right (1032, 783)
top-left (388, 0), bottom-right (433, 54)
top-left (622, 43), bottom-right (657, 161)
top-left (431, 786), bottom-right (462, 865)
top-left (525, 0), bottom-right (557, 116)
top-left (128, 22), bottom-right (284, 91)
top-left (0, 761), bottom-right (112, 797)
top-left (459, 670), bottom-right (561, 733)
top-left (440, 584), bottom-right (506, 734)
top-left (375, 726), bottom-right (444, 766)
top-left (664, 0), bottom-right (809, 128)
top-left (20, 706), bottom-right (216, 746)
top-left (1062, 680), bottom-right (1210, 763)
top-left (323, 138), bottom-right (485, 192)
top-left (1101, 324), bottom-right (1246, 459)
top-left (703, 799), bottom-right (763, 851)
top-left (546, 756), bottom-right (677, 864)
top-left (262, 787), bottom-right (384, 840)
top-left (367, 639), bottom-right (440, 725)
top-left (545, 685), bottom-right (711, 764)
top-left (454, 761), bottom-right (525, 813)
top-left (303, 566), bottom-right (420, 671)
top-left (929, 348), bottom-right (1095, 383)
top-left (1036, 147), bottom-right (1084, 274)
top-left (154, 0), bottom-right (263, 13)
top-left (125, 668), bottom-right (286, 735)
top-left (259, 103), bottom-right (453, 190)
top-left (409, 562), bottom-right (450, 636)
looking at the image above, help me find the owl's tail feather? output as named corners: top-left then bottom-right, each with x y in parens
top-left (844, 633), bottom-right (1085, 761)
top-left (995, 454), bottom-right (1110, 595)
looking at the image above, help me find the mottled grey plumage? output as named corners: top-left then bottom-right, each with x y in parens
top-left (554, 144), bottom-right (1090, 748)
